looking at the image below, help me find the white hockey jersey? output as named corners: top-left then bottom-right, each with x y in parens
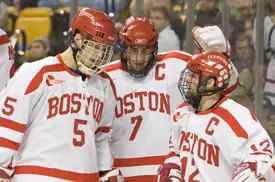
top-left (0, 54), bottom-right (117, 182)
top-left (167, 97), bottom-right (275, 182)
top-left (105, 51), bottom-right (239, 182)
top-left (0, 28), bottom-right (15, 91)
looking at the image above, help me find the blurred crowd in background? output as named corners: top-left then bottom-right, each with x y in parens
top-left (1, 0), bottom-right (275, 143)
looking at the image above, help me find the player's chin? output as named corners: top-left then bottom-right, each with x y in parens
top-left (133, 65), bottom-right (146, 71)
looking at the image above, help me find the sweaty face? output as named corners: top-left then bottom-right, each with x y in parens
top-left (76, 39), bottom-right (114, 75)
top-left (183, 69), bottom-right (200, 97)
top-left (125, 45), bottom-right (154, 72)
top-left (178, 68), bottom-right (203, 108)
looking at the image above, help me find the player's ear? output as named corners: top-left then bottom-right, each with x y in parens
top-left (206, 78), bottom-right (215, 89)
top-left (73, 33), bottom-right (83, 47)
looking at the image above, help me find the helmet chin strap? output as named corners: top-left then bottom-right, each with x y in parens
top-left (69, 32), bottom-right (81, 70)
top-left (188, 94), bottom-right (202, 109)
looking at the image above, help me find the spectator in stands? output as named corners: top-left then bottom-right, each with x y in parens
top-left (151, 0), bottom-right (185, 49)
top-left (148, 0), bottom-right (185, 49)
top-left (231, 0), bottom-right (254, 44)
top-left (195, 0), bottom-right (221, 27)
top-left (29, 37), bottom-right (49, 62)
top-left (37, 0), bottom-right (60, 9)
top-left (235, 0), bottom-right (253, 20)
top-left (114, 0), bottom-right (152, 34)
top-left (129, 0), bottom-right (151, 17)
top-left (62, 0), bottom-right (125, 16)
top-left (0, 0), bottom-right (9, 35)
top-left (232, 33), bottom-right (254, 73)
top-left (151, 0), bottom-right (171, 9)
top-left (11, 0), bottom-right (38, 11)
top-left (229, 33), bottom-right (254, 110)
top-left (149, 6), bottom-right (180, 52)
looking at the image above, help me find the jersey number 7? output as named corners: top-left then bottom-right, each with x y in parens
top-left (129, 115), bottom-right (143, 141)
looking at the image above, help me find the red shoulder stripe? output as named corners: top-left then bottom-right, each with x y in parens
top-left (176, 102), bottom-right (191, 110)
top-left (156, 51), bottom-right (191, 63)
top-left (0, 34), bottom-right (10, 46)
top-left (249, 111), bottom-right (258, 122)
top-left (24, 64), bottom-right (65, 95)
top-left (99, 72), bottom-right (117, 99)
top-left (212, 107), bottom-right (248, 139)
top-left (105, 61), bottom-right (125, 72)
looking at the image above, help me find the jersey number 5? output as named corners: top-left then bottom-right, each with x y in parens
top-left (73, 119), bottom-right (87, 147)
top-left (2, 96), bottom-right (17, 116)
top-left (129, 115), bottom-right (143, 141)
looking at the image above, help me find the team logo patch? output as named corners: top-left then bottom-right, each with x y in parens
top-left (134, 38), bottom-right (146, 44)
top-left (173, 112), bottom-right (187, 122)
top-left (46, 75), bottom-right (65, 86)
top-left (79, 11), bottom-right (95, 21)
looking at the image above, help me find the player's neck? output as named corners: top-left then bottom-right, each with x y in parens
top-left (197, 93), bottom-right (222, 112)
top-left (60, 48), bottom-right (78, 70)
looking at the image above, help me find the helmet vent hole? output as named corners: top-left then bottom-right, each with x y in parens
top-left (191, 63), bottom-right (200, 68)
top-left (96, 31), bottom-right (105, 38)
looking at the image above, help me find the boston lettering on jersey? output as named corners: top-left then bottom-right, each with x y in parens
top-left (181, 131), bottom-right (220, 167)
top-left (114, 91), bottom-right (171, 118)
top-left (47, 93), bottom-right (103, 123)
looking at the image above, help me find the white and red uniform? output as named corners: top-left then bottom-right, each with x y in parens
top-left (167, 97), bottom-right (275, 182)
top-left (105, 51), bottom-right (238, 181)
top-left (0, 28), bottom-right (15, 91)
top-left (0, 54), bottom-right (117, 182)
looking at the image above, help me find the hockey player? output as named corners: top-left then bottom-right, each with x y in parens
top-left (0, 8), bottom-right (122, 182)
top-left (158, 51), bottom-right (275, 182)
top-left (105, 16), bottom-right (238, 181)
top-left (0, 28), bottom-right (15, 91)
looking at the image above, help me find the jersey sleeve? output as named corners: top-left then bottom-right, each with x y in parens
top-left (95, 74), bottom-right (117, 171)
top-left (213, 102), bottom-right (274, 178)
top-left (0, 63), bottom-right (43, 178)
top-left (164, 115), bottom-right (181, 165)
top-left (0, 30), bottom-right (15, 92)
top-left (164, 51), bottom-right (190, 111)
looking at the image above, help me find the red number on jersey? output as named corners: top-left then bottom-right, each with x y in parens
top-left (129, 115), bottom-right (143, 141)
top-left (182, 157), bottom-right (200, 182)
top-left (251, 139), bottom-right (273, 155)
top-left (73, 119), bottom-right (88, 147)
top-left (2, 96), bottom-right (17, 116)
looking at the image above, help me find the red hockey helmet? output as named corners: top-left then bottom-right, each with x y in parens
top-left (118, 16), bottom-right (159, 78)
top-left (72, 8), bottom-right (117, 45)
top-left (178, 51), bottom-right (232, 108)
top-left (119, 16), bottom-right (158, 46)
top-left (71, 8), bottom-right (117, 75)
